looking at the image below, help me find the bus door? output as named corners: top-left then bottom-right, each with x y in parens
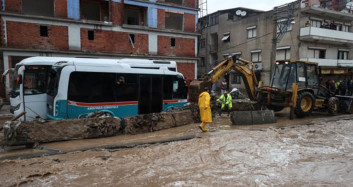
top-left (21, 66), bottom-right (50, 120)
top-left (138, 75), bottom-right (163, 114)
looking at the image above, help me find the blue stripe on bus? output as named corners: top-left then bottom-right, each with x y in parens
top-left (48, 100), bottom-right (188, 120)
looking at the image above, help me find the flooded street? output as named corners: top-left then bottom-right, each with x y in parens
top-left (2, 114), bottom-right (353, 186)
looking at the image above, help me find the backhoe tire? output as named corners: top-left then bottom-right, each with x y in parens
top-left (267, 105), bottom-right (284, 112)
top-left (327, 97), bottom-right (339, 115)
top-left (295, 91), bottom-right (315, 118)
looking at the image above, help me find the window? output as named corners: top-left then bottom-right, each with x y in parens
top-left (231, 73), bottom-right (241, 84)
top-left (40, 26), bottom-right (48, 37)
top-left (307, 64), bottom-right (318, 87)
top-left (343, 25), bottom-right (349, 32)
top-left (200, 57), bottom-right (206, 67)
top-left (23, 66), bottom-right (51, 95)
top-left (297, 63), bottom-right (306, 88)
top-left (171, 38), bottom-right (176, 47)
top-left (22, 0), bottom-right (54, 17)
top-left (310, 49), bottom-right (326, 59)
top-left (310, 20), bottom-right (322, 28)
top-left (81, 1), bottom-right (101, 21)
top-left (129, 34), bottom-right (135, 44)
top-left (68, 72), bottom-right (138, 103)
top-left (165, 12), bottom-right (183, 31)
top-left (124, 5), bottom-right (147, 26)
top-left (165, 0), bottom-right (183, 5)
top-left (209, 14), bottom-right (219, 26)
top-left (163, 75), bottom-right (187, 100)
top-left (338, 50), bottom-right (349, 60)
top-left (276, 48), bottom-right (291, 60)
top-left (115, 74), bottom-right (138, 102)
top-left (247, 26), bottom-right (257, 39)
top-left (80, 0), bottom-right (109, 21)
top-left (222, 32), bottom-right (230, 42)
top-left (251, 51), bottom-right (262, 63)
top-left (88, 30), bottom-right (94, 40)
top-left (200, 39), bottom-right (206, 48)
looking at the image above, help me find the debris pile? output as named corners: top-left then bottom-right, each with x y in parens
top-left (122, 111), bottom-right (194, 134)
top-left (2, 110), bottom-right (194, 146)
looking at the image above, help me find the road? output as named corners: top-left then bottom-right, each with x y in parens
top-left (1, 112), bottom-right (353, 186)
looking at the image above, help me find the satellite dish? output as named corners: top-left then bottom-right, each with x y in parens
top-left (241, 11), bottom-right (247, 17)
top-left (236, 10), bottom-right (242, 16)
top-left (347, 2), bottom-right (353, 10)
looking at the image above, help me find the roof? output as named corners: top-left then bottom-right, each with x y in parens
top-left (17, 57), bottom-right (177, 68)
top-left (199, 7), bottom-right (265, 19)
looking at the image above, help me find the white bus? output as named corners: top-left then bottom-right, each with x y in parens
top-left (10, 57), bottom-right (186, 121)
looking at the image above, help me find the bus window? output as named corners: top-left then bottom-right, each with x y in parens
top-left (163, 76), bottom-right (173, 100)
top-left (165, 75), bottom-right (187, 99)
top-left (68, 72), bottom-right (115, 103)
top-left (173, 76), bottom-right (187, 99)
top-left (115, 74), bottom-right (138, 101)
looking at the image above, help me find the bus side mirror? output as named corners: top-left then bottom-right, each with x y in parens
top-left (16, 75), bottom-right (22, 84)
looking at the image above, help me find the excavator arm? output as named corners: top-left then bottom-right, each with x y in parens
top-left (189, 55), bottom-right (259, 102)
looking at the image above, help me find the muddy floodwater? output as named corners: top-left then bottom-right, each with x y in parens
top-left (2, 115), bottom-right (353, 186)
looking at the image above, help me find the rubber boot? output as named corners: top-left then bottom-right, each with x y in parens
top-left (199, 122), bottom-right (208, 132)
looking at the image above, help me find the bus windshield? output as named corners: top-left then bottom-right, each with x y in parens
top-left (23, 66), bottom-right (51, 95)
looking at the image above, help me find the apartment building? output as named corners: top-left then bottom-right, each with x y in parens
top-left (0, 0), bottom-right (199, 97)
top-left (198, 0), bottom-right (353, 92)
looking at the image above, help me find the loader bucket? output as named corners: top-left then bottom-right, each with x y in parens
top-left (189, 80), bottom-right (212, 103)
top-left (230, 110), bottom-right (277, 125)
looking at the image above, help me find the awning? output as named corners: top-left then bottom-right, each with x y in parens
top-left (222, 35), bottom-right (230, 41)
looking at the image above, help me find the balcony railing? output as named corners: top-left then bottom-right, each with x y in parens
top-left (300, 58), bottom-right (353, 67)
top-left (300, 27), bottom-right (353, 44)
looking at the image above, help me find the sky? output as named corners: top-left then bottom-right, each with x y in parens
top-left (206, 0), bottom-right (297, 14)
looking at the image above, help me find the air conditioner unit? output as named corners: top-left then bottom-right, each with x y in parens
top-left (254, 62), bottom-right (263, 70)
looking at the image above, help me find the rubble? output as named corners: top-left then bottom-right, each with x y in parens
top-left (2, 110), bottom-right (195, 146)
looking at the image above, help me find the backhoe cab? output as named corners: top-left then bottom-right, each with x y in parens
top-left (258, 60), bottom-right (339, 118)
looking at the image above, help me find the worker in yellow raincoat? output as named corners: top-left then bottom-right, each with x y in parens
top-left (198, 87), bottom-right (212, 132)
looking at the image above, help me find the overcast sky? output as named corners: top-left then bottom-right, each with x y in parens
top-left (206, 0), bottom-right (297, 14)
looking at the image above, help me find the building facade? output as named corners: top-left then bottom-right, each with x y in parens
top-left (198, 0), bottom-right (353, 93)
top-left (0, 0), bottom-right (199, 97)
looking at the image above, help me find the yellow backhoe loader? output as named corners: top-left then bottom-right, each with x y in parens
top-left (190, 55), bottom-right (352, 123)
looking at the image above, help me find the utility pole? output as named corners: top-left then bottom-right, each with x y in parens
top-left (270, 1), bottom-right (298, 79)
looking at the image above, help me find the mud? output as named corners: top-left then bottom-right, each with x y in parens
top-left (1, 114), bottom-right (353, 186)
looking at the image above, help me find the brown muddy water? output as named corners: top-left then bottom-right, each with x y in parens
top-left (2, 114), bottom-right (353, 186)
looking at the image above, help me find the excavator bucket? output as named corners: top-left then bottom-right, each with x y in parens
top-left (230, 110), bottom-right (277, 125)
top-left (189, 80), bottom-right (212, 103)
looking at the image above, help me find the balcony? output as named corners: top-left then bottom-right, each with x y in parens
top-left (300, 27), bottom-right (353, 45)
top-left (300, 58), bottom-right (353, 67)
top-left (301, 6), bottom-right (353, 21)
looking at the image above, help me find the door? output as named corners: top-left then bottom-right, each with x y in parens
top-left (22, 66), bottom-right (50, 121)
top-left (138, 75), bottom-right (163, 114)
